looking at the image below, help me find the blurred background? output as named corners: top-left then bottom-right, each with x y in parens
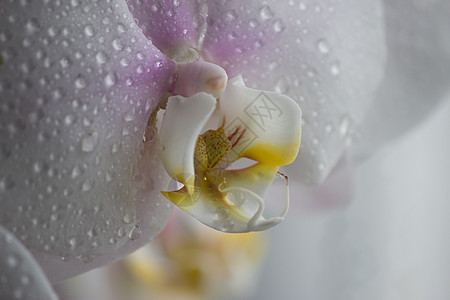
top-left (54, 96), bottom-right (450, 300)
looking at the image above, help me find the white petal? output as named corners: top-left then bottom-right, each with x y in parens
top-left (160, 93), bottom-right (217, 191)
top-left (355, 1), bottom-right (450, 158)
top-left (0, 225), bottom-right (58, 300)
top-left (220, 76), bottom-right (302, 166)
top-left (0, 0), bottom-right (175, 266)
top-left (202, 0), bottom-right (386, 184)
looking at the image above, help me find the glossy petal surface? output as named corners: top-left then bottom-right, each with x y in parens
top-left (126, 0), bottom-right (207, 61)
top-left (0, 0), bottom-right (175, 261)
top-left (0, 225), bottom-right (58, 300)
top-left (202, 0), bottom-right (386, 184)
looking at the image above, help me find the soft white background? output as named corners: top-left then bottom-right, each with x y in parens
top-left (253, 96), bottom-right (450, 300)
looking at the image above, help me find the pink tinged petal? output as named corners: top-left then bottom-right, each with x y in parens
top-left (356, 1), bottom-right (450, 158)
top-left (172, 60), bottom-right (228, 98)
top-left (0, 225), bottom-right (58, 300)
top-left (126, 0), bottom-right (207, 62)
top-left (202, 0), bottom-right (386, 184)
top-left (0, 0), bottom-right (175, 273)
top-left (33, 139), bottom-right (173, 283)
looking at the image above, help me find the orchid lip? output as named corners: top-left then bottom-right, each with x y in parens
top-left (158, 60), bottom-right (301, 233)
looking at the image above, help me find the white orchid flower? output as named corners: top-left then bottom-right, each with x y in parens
top-left (1, 0), bottom-right (450, 299)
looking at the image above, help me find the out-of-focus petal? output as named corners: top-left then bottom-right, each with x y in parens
top-left (356, 1), bottom-right (450, 158)
top-left (202, 0), bottom-right (386, 184)
top-left (0, 225), bottom-right (58, 300)
top-left (0, 0), bottom-right (175, 266)
top-left (160, 93), bottom-right (217, 191)
top-left (126, 0), bottom-right (208, 62)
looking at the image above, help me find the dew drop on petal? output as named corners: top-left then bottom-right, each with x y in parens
top-left (317, 38), bottom-right (330, 54)
top-left (226, 191), bottom-right (246, 207)
top-left (214, 206), bottom-right (230, 220)
top-left (221, 219), bottom-right (234, 232)
top-left (84, 25), bottom-right (95, 37)
top-left (330, 61), bottom-right (340, 76)
top-left (104, 72), bottom-right (117, 87)
top-left (273, 19), bottom-right (285, 33)
top-left (74, 77), bottom-right (87, 89)
top-left (259, 6), bottom-right (274, 20)
top-left (80, 131), bottom-right (99, 152)
top-left (95, 51), bottom-right (109, 64)
top-left (339, 114), bottom-right (351, 136)
top-left (128, 225), bottom-right (142, 241)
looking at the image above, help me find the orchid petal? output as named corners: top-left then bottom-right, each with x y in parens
top-left (126, 0), bottom-right (207, 62)
top-left (220, 76), bottom-right (302, 166)
top-left (356, 1), bottom-right (450, 157)
top-left (0, 225), bottom-right (58, 300)
top-left (0, 0), bottom-right (175, 275)
top-left (160, 93), bottom-right (217, 191)
top-left (162, 163), bottom-right (284, 232)
top-left (172, 60), bottom-right (228, 98)
top-left (202, 0), bottom-right (386, 184)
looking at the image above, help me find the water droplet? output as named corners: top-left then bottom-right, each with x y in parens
top-left (117, 227), bottom-right (126, 237)
top-left (259, 6), bottom-right (274, 20)
top-left (64, 114), bottom-right (76, 126)
top-left (275, 77), bottom-right (290, 94)
top-left (117, 23), bottom-right (126, 33)
top-left (82, 179), bottom-right (94, 192)
top-left (7, 255), bottom-right (18, 268)
top-left (68, 238), bottom-right (77, 249)
top-left (81, 131), bottom-right (99, 152)
top-left (26, 18), bottom-right (40, 34)
top-left (112, 38), bottom-right (124, 51)
top-left (75, 77), bottom-right (87, 89)
top-left (0, 176), bottom-right (15, 192)
top-left (59, 56), bottom-right (72, 68)
top-left (221, 219), bottom-right (234, 232)
top-left (128, 225), bottom-right (142, 241)
top-left (120, 57), bottom-right (130, 67)
top-left (273, 19), bottom-right (285, 33)
top-left (339, 114), bottom-right (351, 136)
top-left (96, 51), bottom-right (109, 64)
top-left (317, 39), bottom-right (330, 54)
top-left (214, 206), bottom-right (230, 220)
top-left (20, 275), bottom-right (30, 286)
top-left (226, 10), bottom-right (238, 21)
top-left (330, 61), bottom-right (340, 76)
top-left (105, 170), bottom-right (113, 182)
top-left (84, 25), bottom-right (95, 37)
top-left (123, 213), bottom-right (132, 224)
top-left (226, 191), bottom-right (246, 207)
top-left (299, 2), bottom-right (307, 10)
top-left (104, 72), bottom-right (117, 87)
top-left (124, 107), bottom-right (136, 122)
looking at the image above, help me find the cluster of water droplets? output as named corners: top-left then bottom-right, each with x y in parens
top-left (0, 226), bottom-right (57, 299)
top-left (197, 0), bottom-right (383, 184)
top-left (0, 0), bottom-right (175, 260)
